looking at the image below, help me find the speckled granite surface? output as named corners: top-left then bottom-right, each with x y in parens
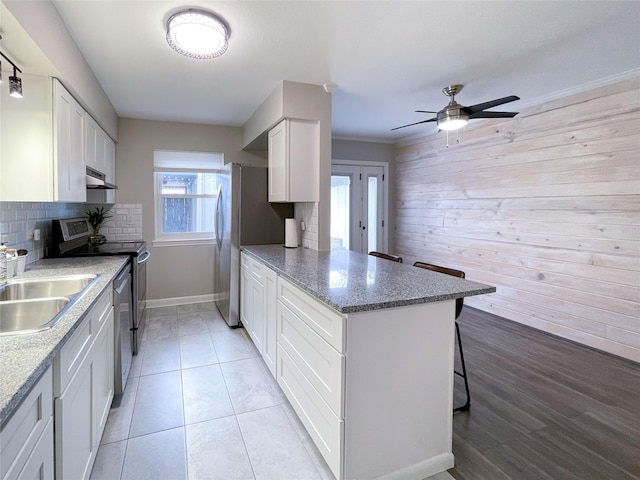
top-left (0, 256), bottom-right (128, 425)
top-left (242, 245), bottom-right (496, 314)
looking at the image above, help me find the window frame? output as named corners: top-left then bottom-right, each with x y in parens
top-left (152, 150), bottom-right (224, 247)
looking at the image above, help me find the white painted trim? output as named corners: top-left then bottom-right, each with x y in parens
top-left (332, 135), bottom-right (396, 145)
top-left (516, 67), bottom-right (640, 110)
top-left (332, 159), bottom-right (390, 253)
top-left (146, 293), bottom-right (216, 308)
top-left (370, 453), bottom-right (455, 480)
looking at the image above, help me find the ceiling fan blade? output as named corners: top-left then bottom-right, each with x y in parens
top-left (464, 95), bottom-right (520, 114)
top-left (415, 110), bottom-right (438, 114)
top-left (469, 111), bottom-right (519, 119)
top-left (391, 118), bottom-right (437, 131)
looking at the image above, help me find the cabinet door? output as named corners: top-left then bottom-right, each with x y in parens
top-left (104, 135), bottom-right (116, 204)
top-left (13, 419), bottom-right (54, 480)
top-left (267, 119), bottom-right (319, 203)
top-left (268, 119), bottom-right (288, 202)
top-left (54, 80), bottom-right (86, 202)
top-left (240, 267), bottom-right (253, 335)
top-left (262, 267), bottom-right (278, 378)
top-left (93, 308), bottom-right (114, 446)
top-left (55, 358), bottom-right (95, 480)
top-left (250, 278), bottom-right (265, 353)
top-left (84, 116), bottom-right (99, 170)
top-left (0, 367), bottom-right (53, 480)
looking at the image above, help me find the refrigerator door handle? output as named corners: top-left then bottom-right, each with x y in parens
top-left (214, 184), bottom-right (223, 251)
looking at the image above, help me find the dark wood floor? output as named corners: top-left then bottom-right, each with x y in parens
top-left (448, 307), bottom-right (640, 480)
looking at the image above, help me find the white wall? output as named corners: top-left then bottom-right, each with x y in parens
top-left (394, 77), bottom-right (640, 362)
top-left (116, 118), bottom-right (264, 302)
top-left (3, 0), bottom-right (118, 139)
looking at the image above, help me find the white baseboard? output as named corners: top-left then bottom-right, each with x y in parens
top-left (371, 453), bottom-right (455, 480)
top-left (146, 293), bottom-right (217, 309)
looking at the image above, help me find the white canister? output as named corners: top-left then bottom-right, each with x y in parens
top-left (284, 218), bottom-right (298, 248)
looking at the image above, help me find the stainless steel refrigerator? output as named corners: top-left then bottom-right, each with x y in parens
top-left (214, 163), bottom-right (293, 327)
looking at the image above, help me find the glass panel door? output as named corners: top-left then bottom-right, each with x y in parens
top-left (331, 164), bottom-right (385, 254)
top-left (363, 166), bottom-right (384, 253)
top-left (331, 165), bottom-right (361, 251)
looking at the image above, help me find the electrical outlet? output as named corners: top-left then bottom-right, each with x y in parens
top-left (127, 215), bottom-right (134, 225)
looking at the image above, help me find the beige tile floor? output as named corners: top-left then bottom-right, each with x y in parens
top-left (89, 302), bottom-right (454, 480)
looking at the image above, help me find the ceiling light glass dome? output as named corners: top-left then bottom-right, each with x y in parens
top-left (166, 9), bottom-right (229, 59)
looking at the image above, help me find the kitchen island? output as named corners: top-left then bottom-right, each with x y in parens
top-left (241, 245), bottom-right (495, 480)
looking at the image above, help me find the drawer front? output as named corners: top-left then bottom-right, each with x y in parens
top-left (1, 367), bottom-right (53, 480)
top-left (241, 251), bottom-right (252, 270)
top-left (242, 252), bottom-right (264, 284)
top-left (90, 289), bottom-right (113, 335)
top-left (54, 318), bottom-right (92, 395)
top-left (250, 259), bottom-right (264, 284)
top-left (277, 345), bottom-right (343, 480)
top-left (277, 301), bottom-right (344, 417)
top-left (277, 277), bottom-right (345, 352)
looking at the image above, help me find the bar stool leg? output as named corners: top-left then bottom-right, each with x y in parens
top-left (454, 321), bottom-right (471, 412)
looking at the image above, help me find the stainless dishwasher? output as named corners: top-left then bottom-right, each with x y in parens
top-left (113, 262), bottom-right (132, 395)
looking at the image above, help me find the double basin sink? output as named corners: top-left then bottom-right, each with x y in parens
top-left (0, 274), bottom-right (101, 336)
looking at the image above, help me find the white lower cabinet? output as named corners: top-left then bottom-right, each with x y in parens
top-left (262, 267), bottom-right (278, 376)
top-left (241, 253), bottom-right (278, 377)
top-left (0, 367), bottom-right (54, 480)
top-left (54, 288), bottom-right (114, 480)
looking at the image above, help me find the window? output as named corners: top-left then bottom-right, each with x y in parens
top-left (153, 150), bottom-right (224, 246)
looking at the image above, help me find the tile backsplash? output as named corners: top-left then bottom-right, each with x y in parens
top-left (0, 202), bottom-right (143, 264)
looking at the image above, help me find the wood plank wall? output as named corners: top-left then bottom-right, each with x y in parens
top-left (394, 77), bottom-right (640, 362)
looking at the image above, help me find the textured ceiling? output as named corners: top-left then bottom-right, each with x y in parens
top-left (46, 1), bottom-right (640, 142)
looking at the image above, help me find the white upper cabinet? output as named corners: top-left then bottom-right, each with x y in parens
top-left (86, 115), bottom-right (117, 204)
top-left (0, 76), bottom-right (87, 202)
top-left (54, 79), bottom-right (86, 202)
top-left (268, 119), bottom-right (319, 203)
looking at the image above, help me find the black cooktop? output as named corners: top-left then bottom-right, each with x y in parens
top-left (63, 241), bottom-right (147, 257)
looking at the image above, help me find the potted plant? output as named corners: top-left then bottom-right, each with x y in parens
top-left (85, 206), bottom-right (112, 245)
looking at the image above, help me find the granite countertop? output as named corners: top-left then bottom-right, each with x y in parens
top-left (0, 256), bottom-right (129, 426)
top-left (242, 245), bottom-right (496, 314)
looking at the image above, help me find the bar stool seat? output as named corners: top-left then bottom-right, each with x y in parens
top-left (413, 261), bottom-right (470, 413)
top-left (368, 251), bottom-right (403, 263)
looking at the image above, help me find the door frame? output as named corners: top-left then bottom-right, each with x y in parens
top-left (331, 159), bottom-right (390, 254)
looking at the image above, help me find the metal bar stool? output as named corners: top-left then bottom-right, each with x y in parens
top-left (368, 251), bottom-right (403, 263)
top-left (413, 261), bottom-right (470, 412)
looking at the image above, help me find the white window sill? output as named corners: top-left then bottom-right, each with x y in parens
top-left (152, 238), bottom-right (215, 248)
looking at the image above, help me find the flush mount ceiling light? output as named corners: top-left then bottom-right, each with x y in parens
top-left (166, 8), bottom-right (229, 59)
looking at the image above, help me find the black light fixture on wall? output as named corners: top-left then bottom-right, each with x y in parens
top-left (0, 49), bottom-right (23, 98)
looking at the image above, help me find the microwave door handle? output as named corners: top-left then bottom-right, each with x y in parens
top-left (214, 185), bottom-right (223, 251)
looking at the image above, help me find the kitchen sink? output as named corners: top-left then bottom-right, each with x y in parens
top-left (0, 274), bottom-right (98, 301)
top-left (0, 297), bottom-right (71, 335)
top-left (0, 274), bottom-right (101, 336)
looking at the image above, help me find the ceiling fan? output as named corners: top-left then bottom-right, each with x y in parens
top-left (392, 85), bottom-right (520, 132)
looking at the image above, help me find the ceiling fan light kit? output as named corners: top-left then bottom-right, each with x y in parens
top-left (166, 8), bottom-right (229, 59)
top-left (393, 84), bottom-right (520, 134)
